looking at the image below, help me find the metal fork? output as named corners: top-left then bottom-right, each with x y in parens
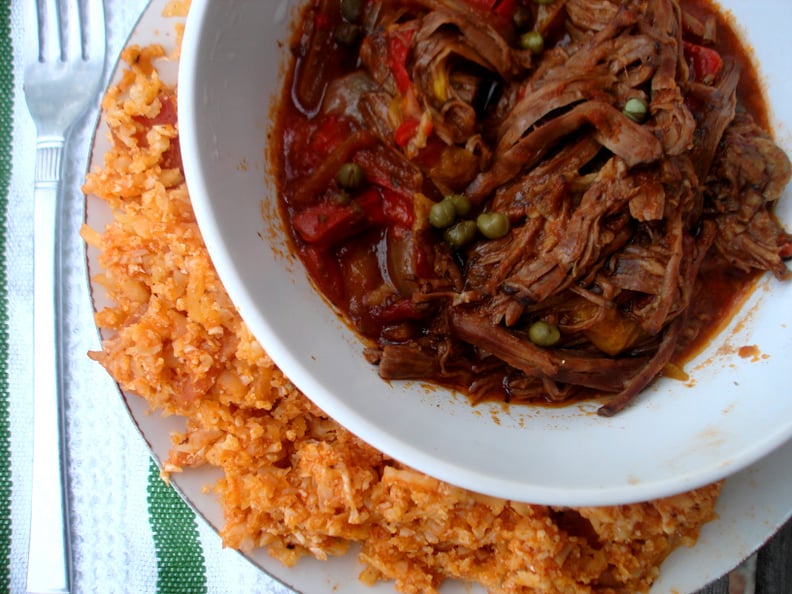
top-left (23, 1), bottom-right (106, 592)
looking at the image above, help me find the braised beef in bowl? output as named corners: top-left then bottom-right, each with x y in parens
top-left (179, 0), bottom-right (792, 505)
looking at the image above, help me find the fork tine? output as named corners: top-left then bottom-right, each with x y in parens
top-left (60, 0), bottom-right (82, 62)
top-left (35, 0), bottom-right (61, 64)
top-left (81, 0), bottom-right (106, 62)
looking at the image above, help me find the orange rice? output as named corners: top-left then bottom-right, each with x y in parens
top-left (80, 39), bottom-right (721, 594)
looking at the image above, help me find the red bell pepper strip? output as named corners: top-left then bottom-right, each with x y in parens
top-left (371, 298), bottom-right (427, 324)
top-left (381, 187), bottom-right (414, 228)
top-left (387, 30), bottom-right (415, 95)
top-left (292, 202), bottom-right (365, 245)
top-left (449, 0), bottom-right (518, 28)
top-left (493, 0), bottom-right (518, 20)
top-left (296, 185), bottom-right (414, 247)
top-left (306, 115), bottom-right (350, 158)
top-left (683, 42), bottom-right (723, 84)
top-left (284, 115), bottom-right (353, 178)
top-left (394, 118), bottom-right (420, 148)
top-left (356, 188), bottom-right (389, 225)
top-left (460, 0), bottom-right (515, 14)
top-left (356, 187), bottom-right (415, 229)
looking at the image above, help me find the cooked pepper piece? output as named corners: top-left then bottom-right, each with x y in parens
top-left (387, 31), bottom-right (415, 95)
top-left (394, 118), bottom-right (421, 148)
top-left (293, 202), bottom-right (365, 245)
top-left (684, 42), bottom-right (723, 84)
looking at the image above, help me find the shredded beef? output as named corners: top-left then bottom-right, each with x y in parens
top-left (706, 113), bottom-right (792, 279)
top-left (282, 0), bottom-right (791, 414)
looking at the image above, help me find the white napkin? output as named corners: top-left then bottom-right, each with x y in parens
top-left (6, 1), bottom-right (292, 591)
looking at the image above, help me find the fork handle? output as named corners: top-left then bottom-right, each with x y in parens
top-left (27, 137), bottom-right (72, 594)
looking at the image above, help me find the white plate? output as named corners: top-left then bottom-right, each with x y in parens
top-left (84, 1), bottom-right (792, 593)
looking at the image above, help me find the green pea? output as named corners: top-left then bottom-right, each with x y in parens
top-left (333, 22), bottom-right (361, 45)
top-left (446, 193), bottom-right (472, 217)
top-left (336, 162), bottom-right (365, 190)
top-left (429, 199), bottom-right (458, 229)
top-left (476, 212), bottom-right (510, 239)
top-left (528, 320), bottom-right (561, 347)
top-left (512, 6), bottom-right (532, 29)
top-left (340, 0), bottom-right (364, 22)
top-left (519, 31), bottom-right (544, 55)
top-left (443, 220), bottom-right (478, 248)
top-left (623, 97), bottom-right (648, 123)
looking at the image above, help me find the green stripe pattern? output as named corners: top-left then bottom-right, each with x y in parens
top-left (147, 459), bottom-right (208, 594)
top-left (0, 0), bottom-right (13, 591)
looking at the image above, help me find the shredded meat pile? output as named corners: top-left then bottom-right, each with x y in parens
top-left (281, 0), bottom-right (792, 415)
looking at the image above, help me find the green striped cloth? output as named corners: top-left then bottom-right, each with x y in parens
top-left (0, 0), bottom-right (13, 588)
top-left (146, 461), bottom-right (207, 594)
top-left (1, 1), bottom-right (290, 592)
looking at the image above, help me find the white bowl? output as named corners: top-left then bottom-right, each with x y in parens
top-left (179, 0), bottom-right (792, 505)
